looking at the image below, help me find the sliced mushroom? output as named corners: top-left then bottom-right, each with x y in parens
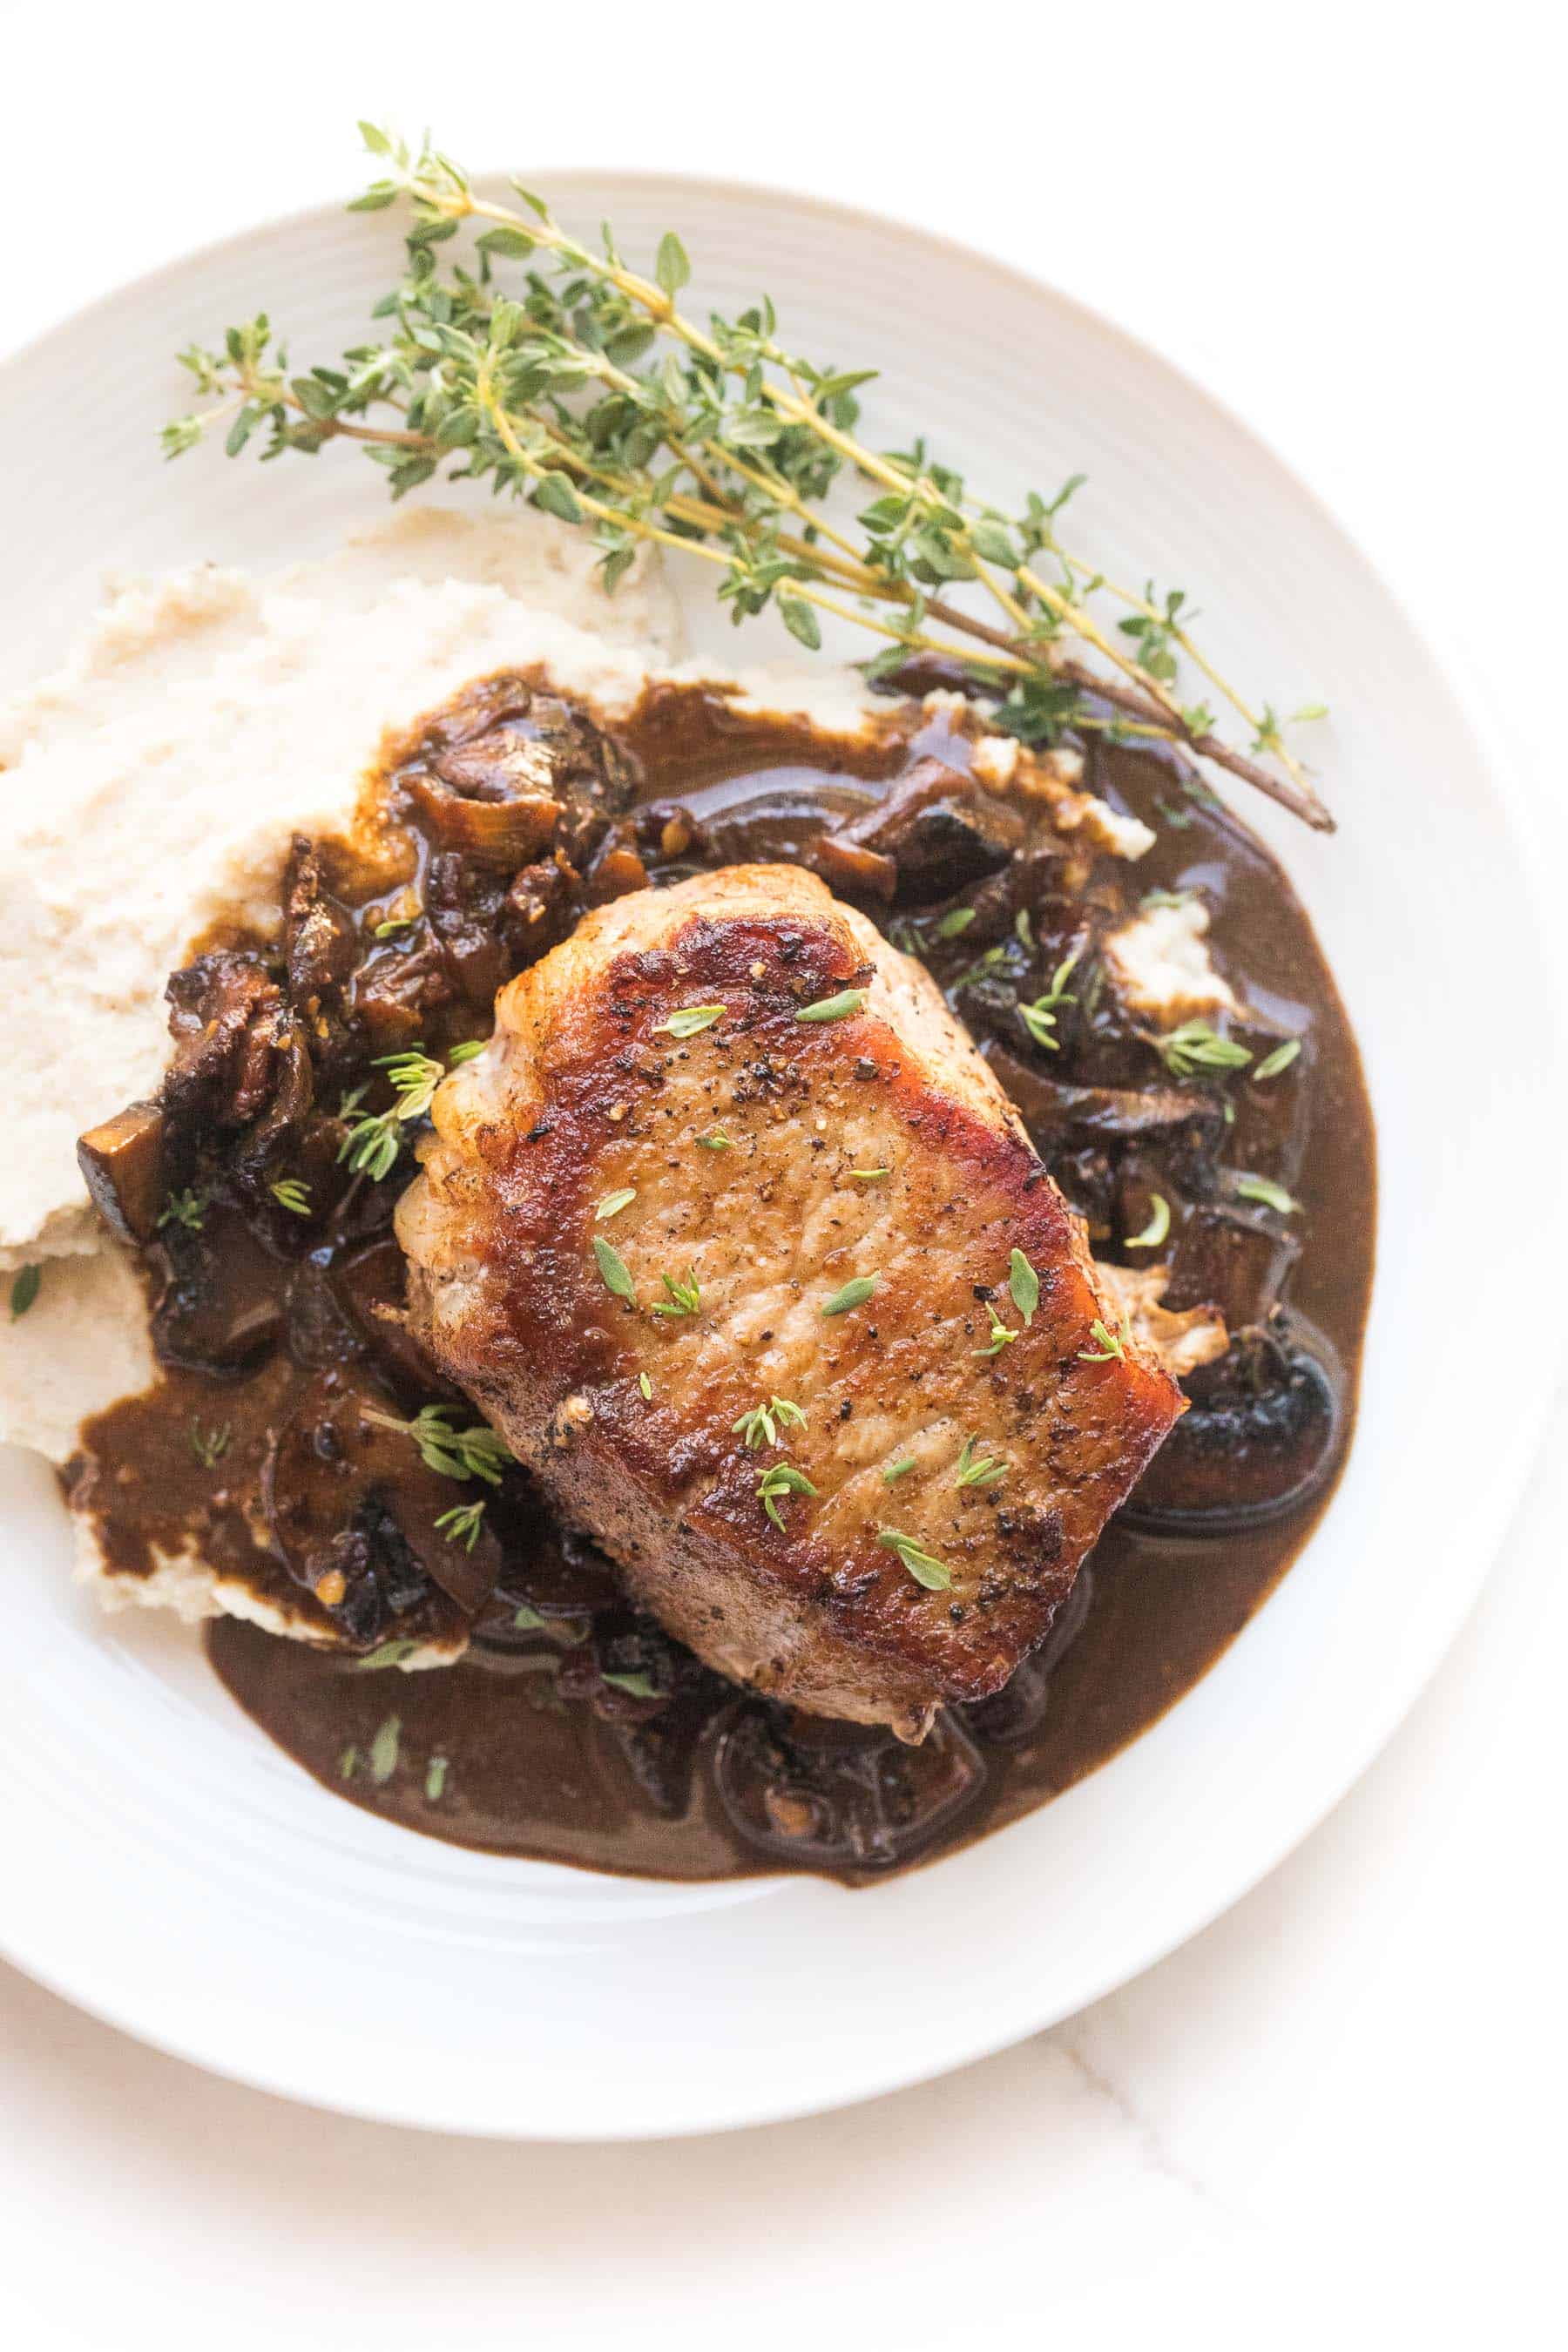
top-left (712, 1705), bottom-right (988, 1873)
top-left (1163, 1203), bottom-right (1301, 1335)
top-left (1123, 1317), bottom-right (1343, 1531)
top-left (840, 756), bottom-right (1025, 899)
top-left (151, 1206), bottom-right (287, 1378)
top-left (982, 1042), bottom-right (1227, 1169)
top-left (260, 1372), bottom-right (502, 1632)
top-left (77, 1101), bottom-right (167, 1246)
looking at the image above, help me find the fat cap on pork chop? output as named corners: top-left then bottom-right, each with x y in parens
top-left (397, 864), bottom-right (1185, 1738)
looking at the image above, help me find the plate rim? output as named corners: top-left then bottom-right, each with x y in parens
top-left (2, 166), bottom-right (1563, 2140)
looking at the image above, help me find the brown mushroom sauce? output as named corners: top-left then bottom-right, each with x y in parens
top-left (67, 672), bottom-right (1374, 1886)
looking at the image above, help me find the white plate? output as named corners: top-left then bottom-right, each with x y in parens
top-left (0, 176), bottom-right (1556, 2140)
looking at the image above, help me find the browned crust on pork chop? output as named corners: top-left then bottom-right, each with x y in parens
top-left (398, 865), bottom-right (1183, 1736)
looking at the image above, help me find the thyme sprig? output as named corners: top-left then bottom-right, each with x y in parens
top-left (758, 1460), bottom-right (818, 1529)
top-left (733, 1395), bottom-right (808, 1450)
top-left (163, 124), bottom-right (1333, 832)
top-left (878, 1527), bottom-right (952, 1591)
top-left (339, 1041), bottom-right (469, 1180)
top-left (1017, 949), bottom-right (1082, 1053)
top-left (365, 1402), bottom-right (513, 1484)
top-left (1152, 1019), bottom-right (1254, 1081)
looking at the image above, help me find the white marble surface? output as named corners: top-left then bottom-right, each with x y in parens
top-left (3, 5), bottom-right (1564, 2342)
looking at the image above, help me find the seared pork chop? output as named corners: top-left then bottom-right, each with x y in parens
top-left (398, 865), bottom-right (1185, 1738)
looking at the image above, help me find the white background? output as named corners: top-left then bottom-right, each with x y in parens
top-left (3, 3), bottom-right (1564, 2344)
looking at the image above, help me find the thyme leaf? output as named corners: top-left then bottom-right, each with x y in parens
top-left (1154, 1019), bottom-right (1253, 1080)
top-left (1017, 947), bottom-right (1082, 1052)
top-left (652, 1268), bottom-right (701, 1317)
top-left (592, 1234), bottom-right (637, 1303)
top-left (1254, 1038), bottom-right (1303, 1082)
top-left (657, 1004), bottom-right (727, 1038)
top-left (955, 1436), bottom-right (1008, 1489)
top-left (1126, 1194), bottom-right (1171, 1249)
top-left (796, 988), bottom-right (869, 1024)
top-left (365, 1402), bottom-right (512, 1484)
top-left (602, 1668), bottom-right (660, 1699)
top-left (757, 1460), bottom-right (818, 1529)
top-left (355, 1639), bottom-right (420, 1670)
top-left (188, 1419), bottom-right (231, 1469)
top-left (1078, 1318), bottom-right (1127, 1363)
top-left (821, 1274), bottom-right (877, 1316)
top-left (435, 1498), bottom-right (487, 1551)
top-left (1233, 1173), bottom-right (1301, 1215)
top-left (9, 1263), bottom-right (41, 1319)
top-left (733, 1395), bottom-right (808, 1450)
top-left (368, 1713), bottom-right (402, 1783)
top-left (878, 1527), bottom-right (952, 1591)
top-left (1008, 1247), bottom-right (1039, 1324)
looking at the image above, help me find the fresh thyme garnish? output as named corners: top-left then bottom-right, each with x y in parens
top-left (977, 1307), bottom-right (1018, 1356)
top-left (955, 1436), bottom-right (1008, 1489)
top-left (733, 1395), bottom-right (808, 1450)
top-left (821, 1274), bottom-right (877, 1316)
top-left (951, 943), bottom-right (1010, 996)
top-left (158, 1187), bottom-right (207, 1233)
top-left (1126, 1194), bottom-right (1172, 1249)
top-left (338, 1040), bottom-right (469, 1179)
top-left (1254, 1038), bottom-right (1303, 1081)
top-left (512, 1602), bottom-right (591, 1645)
top-left (188, 1419), bottom-right (232, 1469)
top-left (448, 1039), bottom-right (486, 1064)
top-left (425, 1755), bottom-right (449, 1801)
top-left (374, 914), bottom-right (416, 938)
top-left (656, 1004), bottom-right (726, 1038)
top-left (695, 1129), bottom-right (733, 1151)
top-left (339, 1745), bottom-right (360, 1781)
top-left (364, 1402), bottom-right (511, 1484)
top-left (1152, 1020), bottom-right (1253, 1080)
top-left (936, 907), bottom-right (977, 939)
top-left (652, 1268), bottom-right (701, 1317)
top-left (435, 1498), bottom-right (487, 1551)
top-left (592, 1234), bottom-right (637, 1303)
top-left (796, 988), bottom-right (869, 1024)
top-left (165, 125), bottom-right (1332, 829)
top-left (355, 1638), bottom-right (421, 1670)
top-left (9, 1263), bottom-right (41, 1319)
top-left (1233, 1173), bottom-right (1301, 1215)
top-left (1008, 1247), bottom-right (1039, 1323)
top-left (848, 1166), bottom-right (889, 1182)
top-left (1017, 947), bottom-right (1082, 1053)
top-left (602, 1669), bottom-right (660, 1700)
top-left (595, 1186), bottom-right (637, 1220)
top-left (757, 1460), bottom-right (818, 1529)
top-left (882, 1456), bottom-right (916, 1484)
top-left (1139, 889), bottom-right (1192, 912)
top-left (268, 1178), bottom-right (312, 1216)
top-left (639, 1371), bottom-right (652, 1400)
top-left (375, 1044), bottom-right (447, 1118)
top-left (1078, 1319), bottom-right (1127, 1362)
top-left (878, 1527), bottom-right (952, 1591)
top-left (368, 1713), bottom-right (402, 1783)
top-left (1014, 909), bottom-right (1035, 948)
